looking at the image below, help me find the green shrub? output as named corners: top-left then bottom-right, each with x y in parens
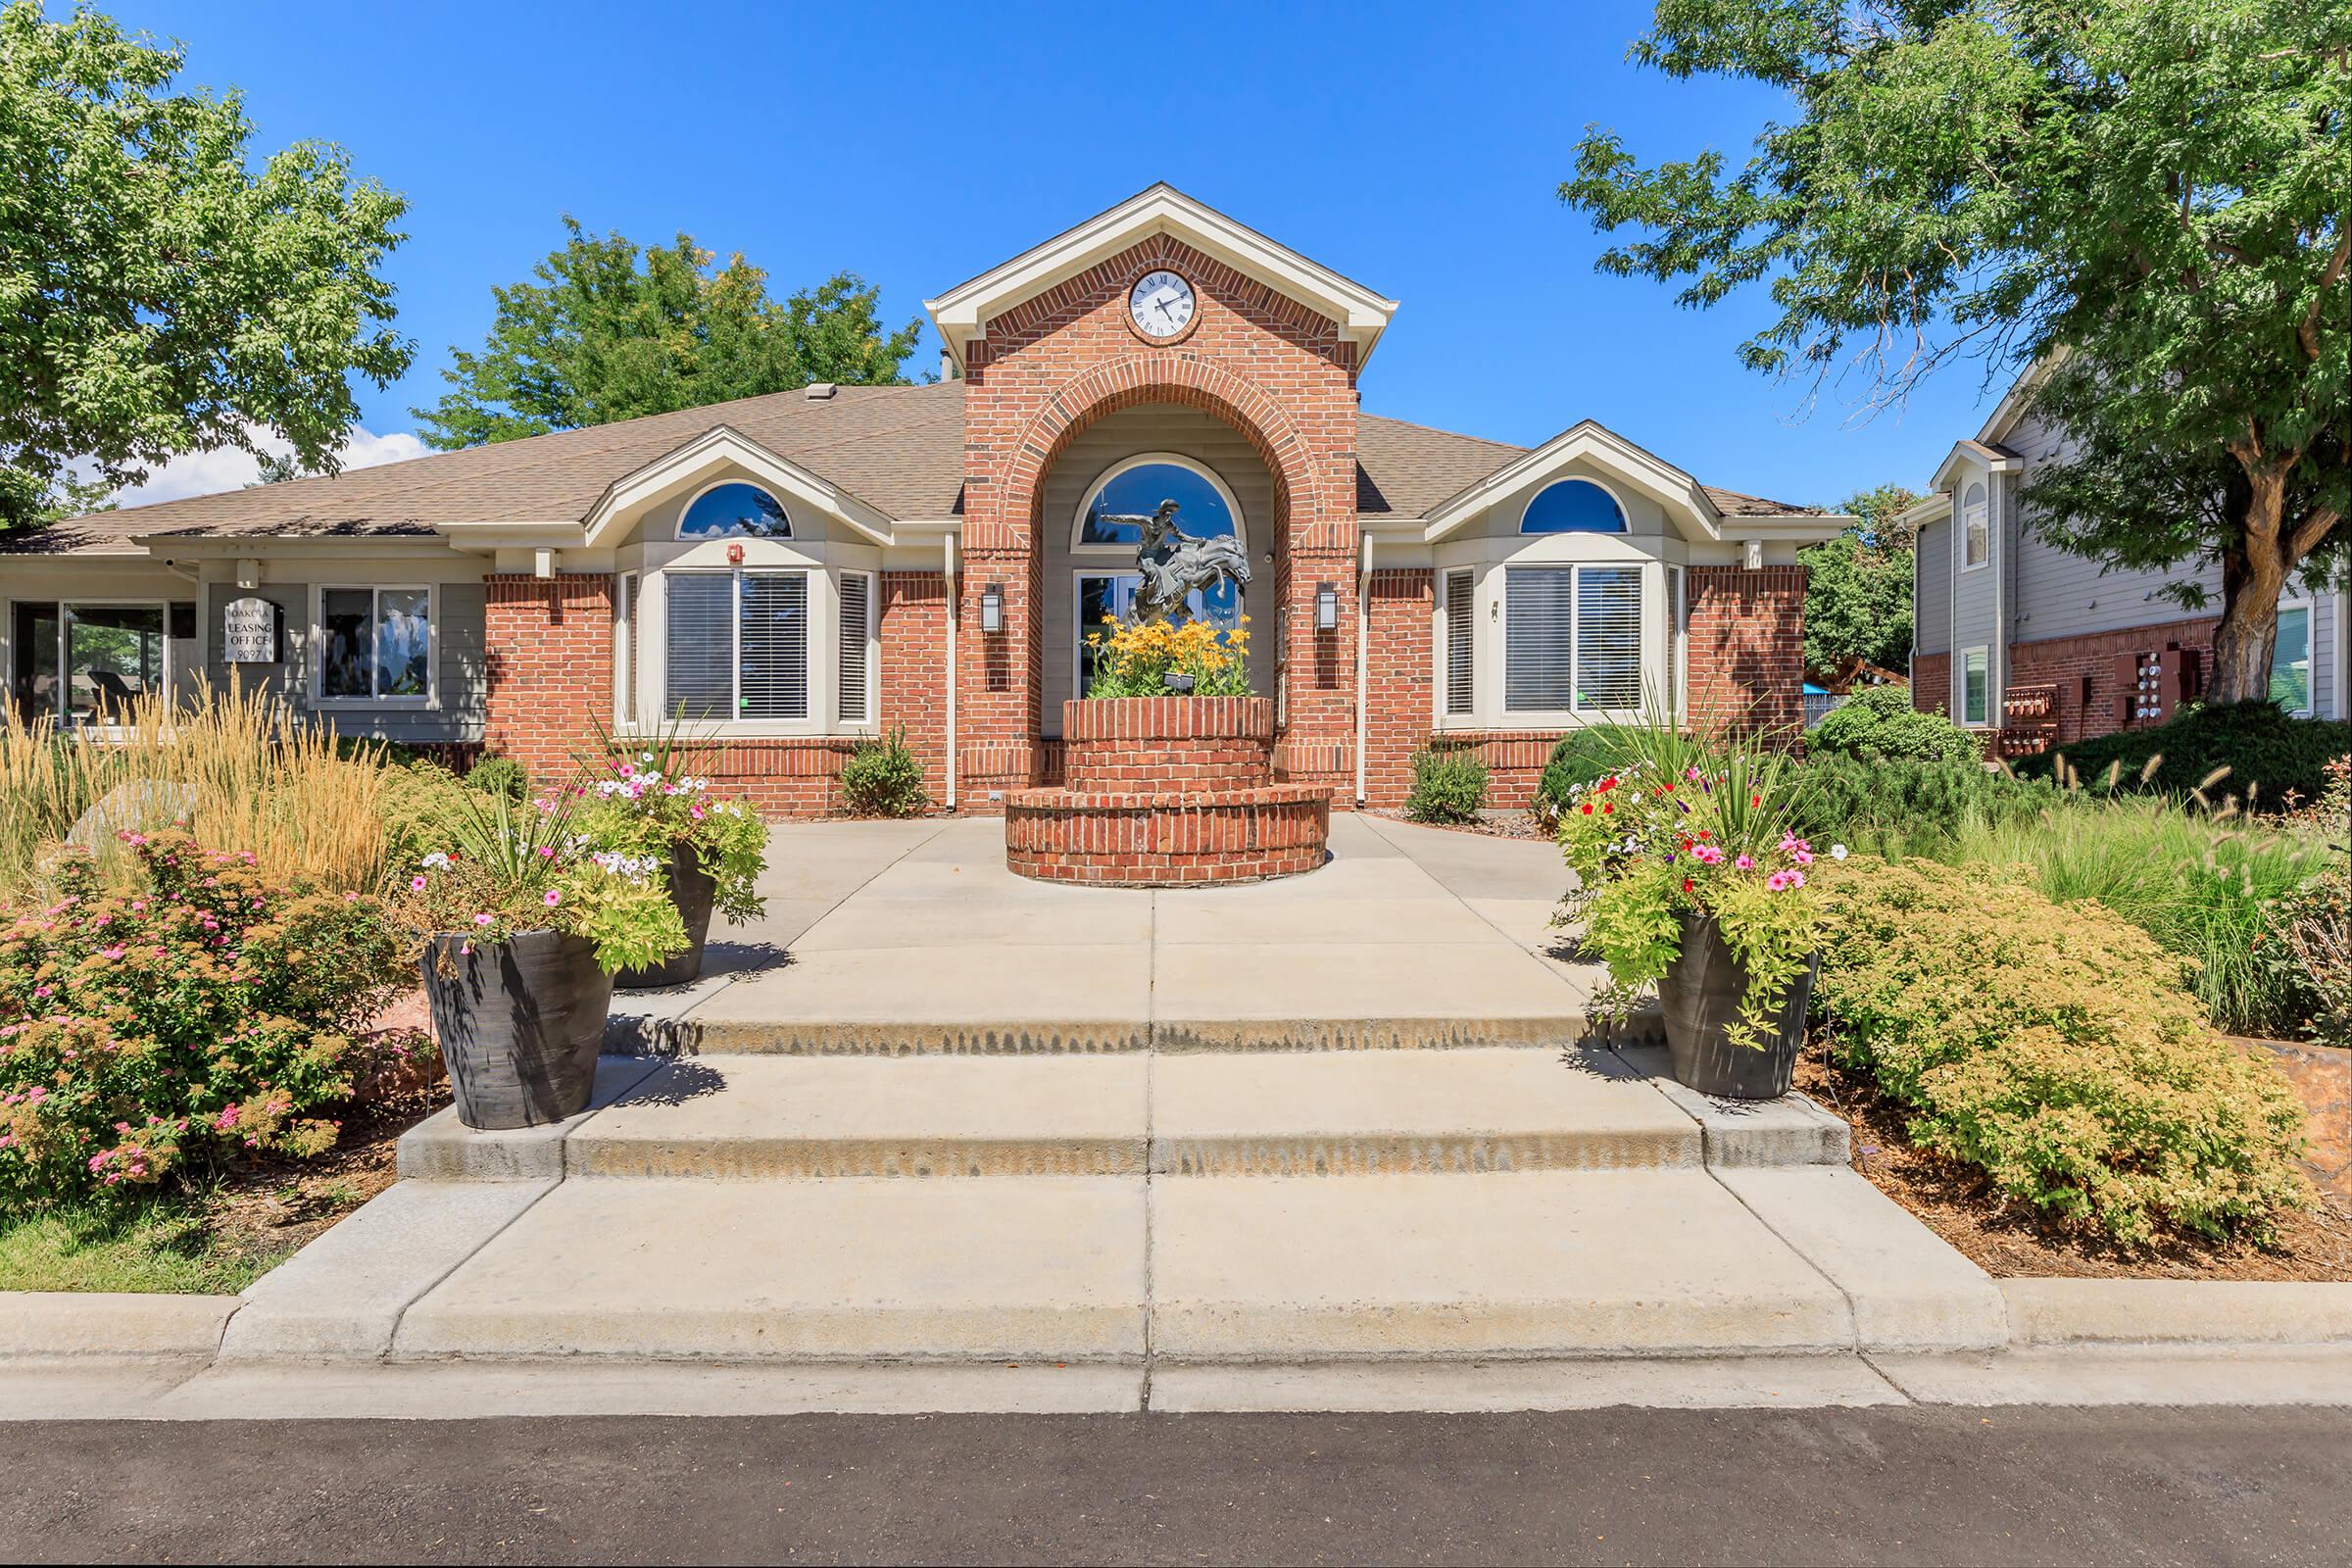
top-left (1788, 754), bottom-right (2060, 858)
top-left (838, 724), bottom-right (930, 818)
top-left (2262, 875), bottom-right (2352, 1049)
top-left (0, 833), bottom-right (415, 1212)
top-left (1405, 748), bottom-right (1488, 824)
top-left (464, 756), bottom-right (530, 804)
top-left (373, 758), bottom-right (475, 865)
top-left (2014, 702), bottom-right (2352, 808)
top-left (1534, 725), bottom-right (1637, 822)
top-left (1812, 856), bottom-right (2313, 1246)
top-left (1810, 684), bottom-right (1984, 763)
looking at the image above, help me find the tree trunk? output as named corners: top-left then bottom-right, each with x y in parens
top-left (2207, 466), bottom-right (2287, 707)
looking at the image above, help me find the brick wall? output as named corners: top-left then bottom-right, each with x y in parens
top-left (1425, 730), bottom-right (1565, 808)
top-left (1362, 567), bottom-right (1433, 806)
top-left (879, 570), bottom-right (951, 805)
top-left (957, 233), bottom-right (1360, 797)
top-left (2006, 616), bottom-right (2219, 744)
top-left (1910, 654), bottom-right (1952, 717)
top-left (483, 573), bottom-right (613, 781)
top-left (1688, 565), bottom-right (1806, 735)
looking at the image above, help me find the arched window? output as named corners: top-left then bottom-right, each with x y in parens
top-left (679, 481), bottom-right (791, 539)
top-left (1520, 478), bottom-right (1628, 534)
top-left (1960, 481), bottom-right (1988, 568)
top-left (1074, 456), bottom-right (1243, 551)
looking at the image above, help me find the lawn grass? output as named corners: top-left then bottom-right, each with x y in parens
top-left (0, 1194), bottom-right (298, 1295)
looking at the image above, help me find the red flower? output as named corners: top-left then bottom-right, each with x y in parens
top-left (1580, 803), bottom-right (1593, 815)
top-left (1601, 803), bottom-right (1614, 814)
top-left (1751, 795), bottom-right (1762, 808)
top-left (1682, 878), bottom-right (1694, 892)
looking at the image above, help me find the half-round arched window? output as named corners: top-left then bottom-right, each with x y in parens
top-left (1520, 477), bottom-right (1628, 534)
top-left (1074, 455), bottom-right (1243, 551)
top-left (679, 481), bottom-right (791, 539)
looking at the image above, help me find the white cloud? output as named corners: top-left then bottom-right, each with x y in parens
top-left (110, 425), bottom-right (429, 508)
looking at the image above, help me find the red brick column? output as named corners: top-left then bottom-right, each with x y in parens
top-left (483, 572), bottom-right (612, 783)
top-left (879, 570), bottom-right (951, 805)
top-left (1688, 565), bottom-right (1806, 736)
top-left (1361, 567), bottom-right (1433, 806)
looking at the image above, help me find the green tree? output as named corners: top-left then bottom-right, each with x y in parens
top-left (1560, 0), bottom-right (2348, 705)
top-left (0, 2), bottom-right (412, 530)
top-left (1802, 483), bottom-right (1918, 672)
top-left (414, 220), bottom-right (923, 449)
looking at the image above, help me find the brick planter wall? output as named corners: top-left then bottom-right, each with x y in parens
top-left (1426, 729), bottom-right (1567, 808)
top-left (1006, 696), bottom-right (1330, 885)
top-left (1061, 696), bottom-right (1275, 790)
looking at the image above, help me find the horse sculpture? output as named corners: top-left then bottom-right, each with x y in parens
top-left (1100, 499), bottom-right (1253, 625)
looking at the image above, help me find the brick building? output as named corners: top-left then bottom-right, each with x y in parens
top-left (1906, 369), bottom-right (2348, 751)
top-left (5, 186), bottom-right (1846, 812)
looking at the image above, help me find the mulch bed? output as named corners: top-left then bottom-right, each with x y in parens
top-left (194, 1082), bottom-right (448, 1270)
top-left (1362, 808), bottom-right (1548, 840)
top-left (1794, 1050), bottom-right (2352, 1282)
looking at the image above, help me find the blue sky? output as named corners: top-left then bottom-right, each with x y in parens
top-left (104, 0), bottom-right (2007, 509)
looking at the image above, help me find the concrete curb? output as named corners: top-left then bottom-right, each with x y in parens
top-left (0, 1293), bottom-right (241, 1358)
top-left (2000, 1278), bottom-right (2352, 1347)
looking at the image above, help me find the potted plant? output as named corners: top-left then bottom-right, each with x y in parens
top-left (1555, 722), bottom-right (1834, 1099)
top-left (391, 788), bottom-right (683, 1128)
top-left (574, 714), bottom-right (769, 988)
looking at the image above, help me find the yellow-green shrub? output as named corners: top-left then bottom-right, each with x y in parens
top-left (1812, 856), bottom-right (2312, 1247)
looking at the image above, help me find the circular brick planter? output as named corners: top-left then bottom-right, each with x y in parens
top-left (1006, 698), bottom-right (1331, 886)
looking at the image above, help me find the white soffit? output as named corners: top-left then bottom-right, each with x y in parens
top-left (924, 182), bottom-right (1400, 368)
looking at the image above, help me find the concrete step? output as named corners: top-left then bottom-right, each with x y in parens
top-left (607, 1011), bottom-right (1656, 1056)
top-left (379, 1165), bottom-right (1999, 1365)
top-left (406, 1049), bottom-right (1770, 1181)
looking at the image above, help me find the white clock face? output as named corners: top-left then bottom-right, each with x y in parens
top-left (1128, 270), bottom-right (1196, 338)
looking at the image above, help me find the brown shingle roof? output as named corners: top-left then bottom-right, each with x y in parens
top-left (16, 382), bottom-right (1820, 552)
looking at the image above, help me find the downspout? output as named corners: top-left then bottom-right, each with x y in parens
top-left (1354, 533), bottom-right (1373, 807)
top-left (944, 532), bottom-right (958, 811)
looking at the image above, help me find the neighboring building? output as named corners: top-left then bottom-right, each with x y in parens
top-left (2, 185), bottom-right (1842, 812)
top-left (1904, 372), bottom-right (2348, 749)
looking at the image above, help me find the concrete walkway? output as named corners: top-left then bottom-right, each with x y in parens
top-left (609, 812), bottom-right (1619, 1054)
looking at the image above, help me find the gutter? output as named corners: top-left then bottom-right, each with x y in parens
top-left (1354, 533), bottom-right (1373, 807)
top-left (944, 533), bottom-right (958, 811)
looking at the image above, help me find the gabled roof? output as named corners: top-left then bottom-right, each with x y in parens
top-left (1929, 437), bottom-right (2025, 493)
top-left (10, 384), bottom-right (1829, 557)
top-left (924, 183), bottom-right (1400, 368)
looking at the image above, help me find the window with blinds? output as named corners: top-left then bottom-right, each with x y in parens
top-left (1574, 565), bottom-right (1642, 710)
top-left (662, 569), bottom-right (809, 722)
top-left (1504, 564), bottom-right (1644, 713)
top-left (614, 571), bottom-right (639, 725)
top-left (838, 571), bottom-right (871, 723)
top-left (1444, 568), bottom-right (1475, 716)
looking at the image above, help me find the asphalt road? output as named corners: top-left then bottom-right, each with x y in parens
top-left (2, 1406), bottom-right (2346, 1566)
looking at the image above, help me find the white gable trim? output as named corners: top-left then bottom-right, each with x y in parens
top-left (1929, 438), bottom-right (2025, 495)
top-left (564, 425), bottom-right (897, 549)
top-left (1420, 421), bottom-right (1721, 544)
top-left (924, 183), bottom-right (1399, 368)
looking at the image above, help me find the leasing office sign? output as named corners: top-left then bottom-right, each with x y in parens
top-left (221, 597), bottom-right (278, 662)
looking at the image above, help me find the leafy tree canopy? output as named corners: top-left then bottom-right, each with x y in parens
top-left (1562, 0), bottom-right (2348, 704)
top-left (414, 220), bottom-right (923, 449)
top-left (0, 1), bottom-right (413, 530)
top-left (1802, 483), bottom-right (1918, 673)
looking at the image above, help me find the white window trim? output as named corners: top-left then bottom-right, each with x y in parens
top-left (5, 596), bottom-right (174, 730)
top-left (675, 478), bottom-right (794, 541)
top-left (311, 584), bottom-right (437, 710)
top-left (612, 569), bottom-right (639, 730)
top-left (1069, 452), bottom-right (1249, 557)
top-left (1958, 482), bottom-right (1990, 573)
top-left (2273, 596), bottom-right (2316, 718)
top-left (1441, 566), bottom-right (1476, 720)
top-left (1518, 474), bottom-right (1631, 536)
top-left (837, 567), bottom-right (878, 729)
top-left (1958, 644), bottom-right (1992, 727)
top-left (1498, 562), bottom-right (1649, 726)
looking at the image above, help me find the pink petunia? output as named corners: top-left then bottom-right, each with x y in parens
top-left (543, 890), bottom-right (562, 907)
top-left (412, 876), bottom-right (429, 892)
top-left (473, 913), bottom-right (495, 927)
top-left (1734, 855), bottom-right (1753, 869)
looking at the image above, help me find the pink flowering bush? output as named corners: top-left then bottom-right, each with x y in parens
top-left (572, 716), bottom-right (768, 923)
top-left (0, 832), bottom-right (412, 1211)
top-left (1555, 723), bottom-right (1833, 1048)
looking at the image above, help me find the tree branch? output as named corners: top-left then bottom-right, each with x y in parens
top-left (2300, 230), bottom-right (2351, 361)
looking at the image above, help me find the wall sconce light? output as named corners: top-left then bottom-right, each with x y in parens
top-left (1315, 582), bottom-right (1340, 632)
top-left (980, 583), bottom-right (1004, 635)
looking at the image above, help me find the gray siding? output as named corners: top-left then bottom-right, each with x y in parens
top-left (1948, 487), bottom-right (2000, 662)
top-left (1915, 518), bottom-right (1951, 654)
top-left (205, 580), bottom-right (486, 745)
top-left (2007, 406), bottom-right (2220, 641)
top-left (1037, 404), bottom-right (1278, 732)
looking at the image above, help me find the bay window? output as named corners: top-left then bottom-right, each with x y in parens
top-left (1504, 564), bottom-right (1642, 714)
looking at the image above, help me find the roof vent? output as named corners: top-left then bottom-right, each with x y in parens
top-left (805, 382), bottom-right (838, 401)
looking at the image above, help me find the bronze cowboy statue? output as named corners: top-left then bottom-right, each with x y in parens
top-left (1099, 499), bottom-right (1252, 624)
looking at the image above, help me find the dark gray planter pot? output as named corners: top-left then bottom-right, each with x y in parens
top-left (1656, 910), bottom-right (1819, 1101)
top-left (421, 929), bottom-right (612, 1130)
top-left (614, 844), bottom-right (716, 990)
